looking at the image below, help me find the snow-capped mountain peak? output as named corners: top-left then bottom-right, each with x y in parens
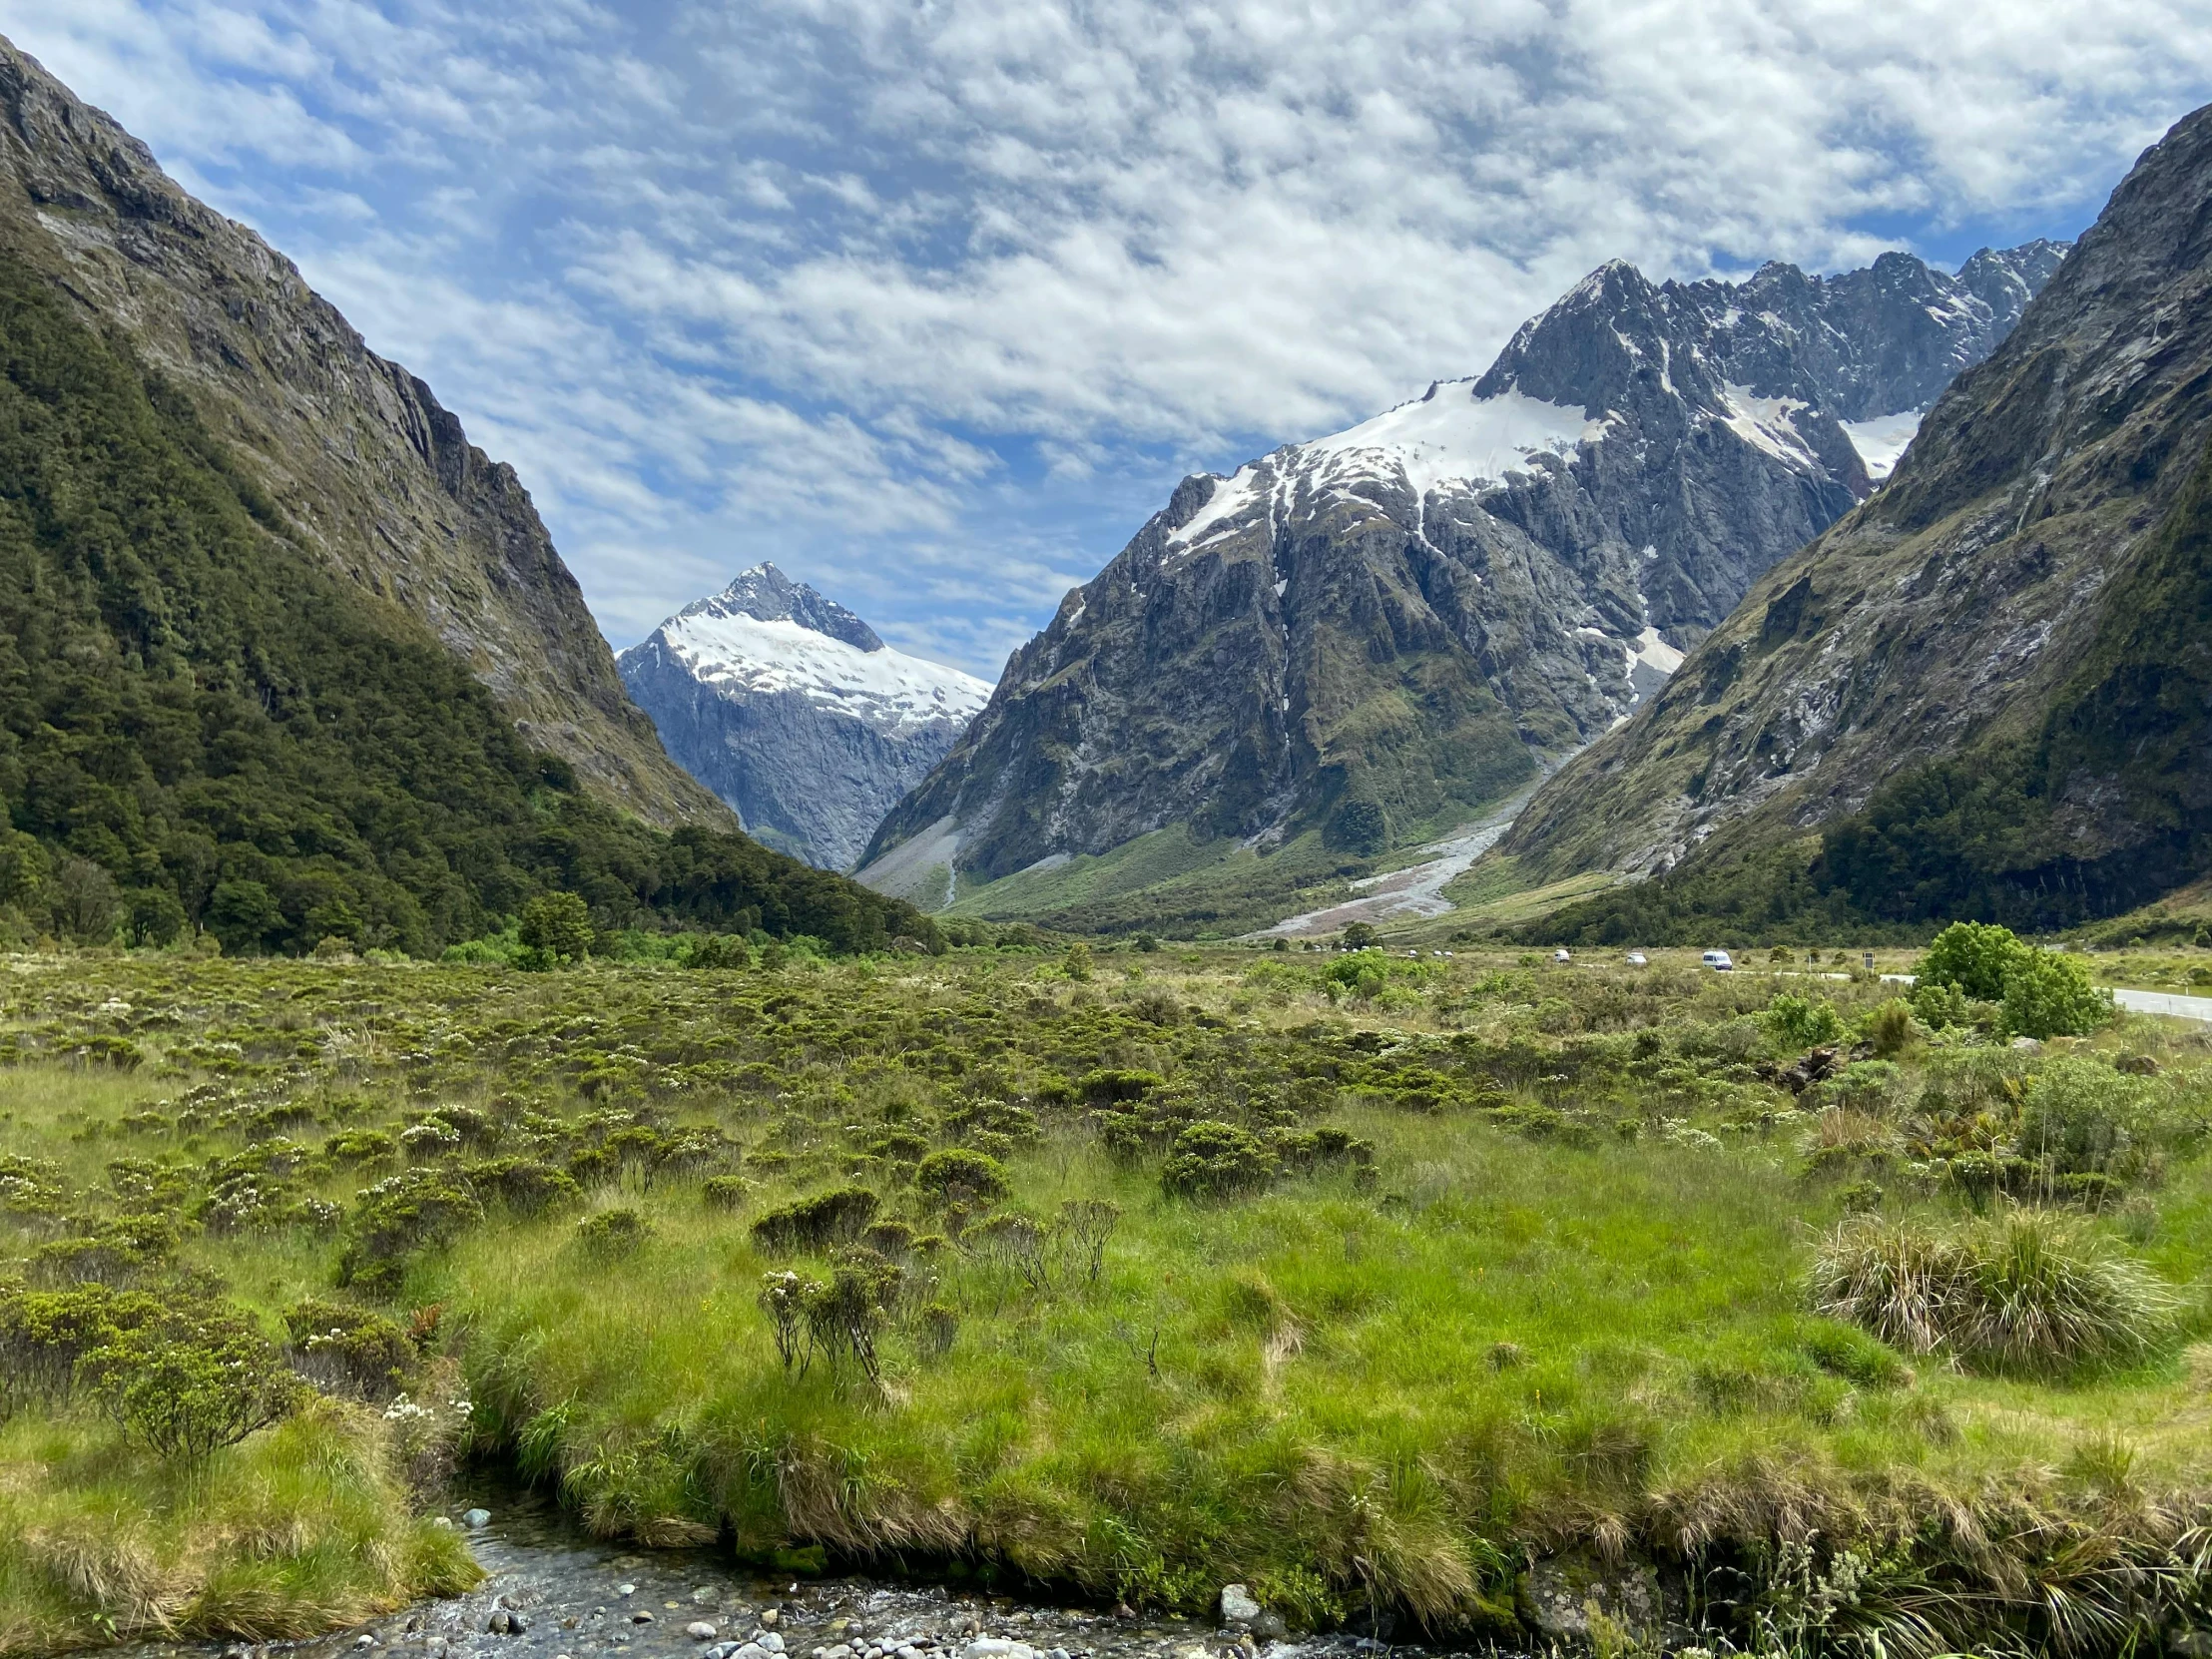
top-left (618, 564), bottom-right (991, 870)
top-left (652, 564), bottom-right (989, 735)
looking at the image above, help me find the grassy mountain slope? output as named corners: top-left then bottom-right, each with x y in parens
top-left (1493, 103), bottom-right (2212, 944)
top-left (0, 255), bottom-right (930, 956)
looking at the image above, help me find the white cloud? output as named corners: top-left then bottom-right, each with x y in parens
top-left (2, 0), bottom-right (2208, 677)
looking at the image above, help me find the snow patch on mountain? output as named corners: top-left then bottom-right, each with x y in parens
top-left (661, 610), bottom-right (990, 735)
top-left (1840, 410), bottom-right (1925, 481)
top-left (1719, 384), bottom-right (1820, 469)
top-left (1302, 383), bottom-right (1603, 498)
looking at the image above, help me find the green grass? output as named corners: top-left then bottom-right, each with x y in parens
top-left (3, 947), bottom-right (2212, 1652)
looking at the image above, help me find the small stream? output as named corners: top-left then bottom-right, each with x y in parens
top-left (120, 1488), bottom-right (1427, 1659)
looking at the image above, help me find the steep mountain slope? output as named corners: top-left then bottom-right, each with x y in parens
top-left (620, 565), bottom-right (990, 869)
top-left (0, 256), bottom-right (933, 956)
top-left (1495, 105), bottom-right (2212, 939)
top-left (0, 36), bottom-right (724, 830)
top-left (860, 243), bottom-right (2062, 922)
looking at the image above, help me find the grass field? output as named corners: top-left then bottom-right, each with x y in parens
top-left (3, 942), bottom-right (2211, 1655)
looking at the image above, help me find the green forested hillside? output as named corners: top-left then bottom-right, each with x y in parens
top-left (0, 259), bottom-right (930, 956)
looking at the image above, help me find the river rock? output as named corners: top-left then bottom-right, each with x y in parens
top-left (461, 1508), bottom-right (491, 1529)
top-left (1219, 1585), bottom-right (1262, 1627)
top-left (1519, 1546), bottom-right (1661, 1642)
top-left (689, 1622), bottom-right (721, 1641)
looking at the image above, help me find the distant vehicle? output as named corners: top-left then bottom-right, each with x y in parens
top-left (1625, 951), bottom-right (1647, 966)
top-left (1553, 949), bottom-right (1572, 963)
top-left (1702, 949), bottom-right (1734, 971)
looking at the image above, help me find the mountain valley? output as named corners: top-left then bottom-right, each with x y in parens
top-left (857, 241), bottom-right (2065, 933)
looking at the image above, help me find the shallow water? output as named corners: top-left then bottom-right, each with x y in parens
top-left (120, 1487), bottom-right (1425, 1659)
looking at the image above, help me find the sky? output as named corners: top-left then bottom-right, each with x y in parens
top-left (7, 2), bottom-right (2212, 680)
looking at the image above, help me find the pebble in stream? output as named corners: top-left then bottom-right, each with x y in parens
top-left (117, 1497), bottom-right (1431, 1659)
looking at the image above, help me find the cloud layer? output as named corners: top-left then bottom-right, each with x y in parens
top-left (7, 0), bottom-right (2210, 674)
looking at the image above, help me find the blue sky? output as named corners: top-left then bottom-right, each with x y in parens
top-left (8, 1), bottom-right (2211, 679)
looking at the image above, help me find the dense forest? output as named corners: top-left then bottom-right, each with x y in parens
top-left (0, 257), bottom-right (933, 956)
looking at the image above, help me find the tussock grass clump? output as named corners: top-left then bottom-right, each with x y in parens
top-left (1813, 1210), bottom-right (2181, 1375)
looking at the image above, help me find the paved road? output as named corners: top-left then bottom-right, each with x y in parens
top-left (2110, 986), bottom-right (2212, 1023)
top-left (1885, 973), bottom-right (2212, 1024)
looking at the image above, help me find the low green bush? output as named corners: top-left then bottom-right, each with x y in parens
top-left (1161, 1121), bottom-right (1276, 1199)
top-left (702, 1174), bottom-right (752, 1210)
top-left (80, 1307), bottom-right (302, 1466)
top-left (751, 1186), bottom-right (880, 1253)
top-left (337, 1169), bottom-right (484, 1295)
top-left (282, 1298), bottom-right (415, 1399)
top-left (576, 1208), bottom-right (652, 1260)
top-left (914, 1148), bottom-right (1010, 1204)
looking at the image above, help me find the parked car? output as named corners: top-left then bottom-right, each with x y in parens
top-left (1701, 949), bottom-right (1734, 971)
top-left (1553, 948), bottom-right (1572, 963)
top-left (1625, 951), bottom-right (1648, 966)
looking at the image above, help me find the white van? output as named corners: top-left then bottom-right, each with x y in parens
top-left (1625, 951), bottom-right (1648, 967)
top-left (1553, 948), bottom-right (1572, 963)
top-left (1702, 949), bottom-right (1734, 971)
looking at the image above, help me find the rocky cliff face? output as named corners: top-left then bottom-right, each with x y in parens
top-left (1496, 107), bottom-right (2212, 929)
top-left (859, 242), bottom-right (2062, 909)
top-left (620, 565), bottom-right (991, 870)
top-left (0, 37), bottom-right (725, 830)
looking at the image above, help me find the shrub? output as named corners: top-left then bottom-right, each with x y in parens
top-left (1907, 979), bottom-right (1982, 1031)
top-left (1063, 941), bottom-right (1093, 981)
top-left (577, 1208), bottom-right (652, 1260)
top-left (0, 1153), bottom-right (68, 1220)
top-left (803, 1250), bottom-right (898, 1383)
top-left (1765, 992), bottom-right (1845, 1049)
top-left (759, 1271), bottom-right (813, 1370)
top-left (338, 1169), bottom-right (484, 1294)
top-left (1161, 1121), bottom-right (1277, 1200)
top-left (325, 1129), bottom-right (398, 1165)
top-left (81, 1309), bottom-right (302, 1465)
top-left (1918, 920), bottom-right (2032, 1002)
top-left (751, 1186), bottom-right (880, 1253)
top-left (0, 1282), bottom-right (169, 1417)
top-left (1999, 949), bottom-right (2113, 1040)
top-left (1812, 1211), bottom-right (2179, 1376)
top-left (283, 1298), bottom-right (415, 1399)
top-left (914, 1148), bottom-right (1009, 1205)
top-left (1861, 999), bottom-right (1918, 1057)
top-left (1914, 921), bottom-right (2111, 1040)
top-left (702, 1174), bottom-right (753, 1211)
top-left (29, 1214), bottom-right (179, 1285)
top-left (463, 1157), bottom-right (584, 1218)
top-left (517, 891), bottom-right (594, 968)
top-left (686, 932), bottom-right (753, 970)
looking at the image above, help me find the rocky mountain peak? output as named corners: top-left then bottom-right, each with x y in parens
top-left (0, 36), bottom-right (727, 830)
top-left (1495, 106), bottom-right (2212, 931)
top-left (698, 562), bottom-right (884, 652)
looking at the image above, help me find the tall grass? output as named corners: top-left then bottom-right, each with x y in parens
top-left (1813, 1209), bottom-right (2182, 1376)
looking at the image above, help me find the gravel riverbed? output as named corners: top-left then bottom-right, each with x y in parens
top-left (119, 1493), bottom-right (1438, 1659)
